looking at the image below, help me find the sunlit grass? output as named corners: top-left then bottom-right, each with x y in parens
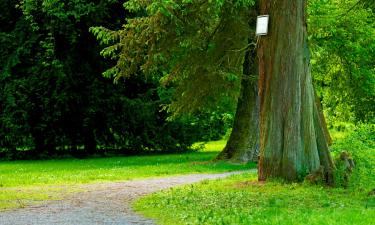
top-left (192, 140), bottom-right (227, 152)
top-left (0, 186), bottom-right (81, 211)
top-left (134, 172), bottom-right (375, 225)
top-left (329, 122), bottom-right (355, 141)
top-left (0, 140), bottom-right (255, 211)
top-left (330, 129), bottom-right (352, 141)
top-left (134, 125), bottom-right (375, 225)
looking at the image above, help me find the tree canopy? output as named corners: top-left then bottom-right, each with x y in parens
top-left (93, 0), bottom-right (374, 123)
top-left (309, 0), bottom-right (375, 123)
top-left (91, 0), bottom-right (257, 115)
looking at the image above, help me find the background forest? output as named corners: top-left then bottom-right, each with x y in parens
top-left (0, 0), bottom-right (374, 158)
top-left (0, 0), bottom-right (234, 159)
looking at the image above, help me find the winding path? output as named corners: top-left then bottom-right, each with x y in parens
top-left (0, 171), bottom-right (251, 225)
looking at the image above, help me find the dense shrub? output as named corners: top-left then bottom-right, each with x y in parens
top-left (330, 124), bottom-right (375, 190)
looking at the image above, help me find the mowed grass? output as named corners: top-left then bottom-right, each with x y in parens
top-left (134, 126), bottom-right (375, 225)
top-left (0, 140), bottom-right (255, 211)
top-left (134, 172), bottom-right (375, 225)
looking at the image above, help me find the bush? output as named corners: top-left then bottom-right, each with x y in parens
top-left (330, 124), bottom-right (375, 190)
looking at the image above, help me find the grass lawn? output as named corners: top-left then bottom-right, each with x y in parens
top-left (134, 172), bottom-right (374, 225)
top-left (0, 140), bottom-right (255, 211)
top-left (134, 126), bottom-right (375, 225)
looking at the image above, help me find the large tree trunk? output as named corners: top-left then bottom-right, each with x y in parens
top-left (257, 0), bottom-right (334, 183)
top-left (314, 90), bottom-right (332, 146)
top-left (216, 6), bottom-right (260, 163)
top-left (216, 46), bottom-right (259, 163)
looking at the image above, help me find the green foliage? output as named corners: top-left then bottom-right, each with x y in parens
top-left (181, 103), bottom-right (235, 142)
top-left (309, 0), bottom-right (375, 123)
top-left (1, 0), bottom-right (127, 156)
top-left (330, 124), bottom-right (375, 190)
top-left (92, 0), bottom-right (255, 115)
top-left (1, 0), bottom-right (219, 158)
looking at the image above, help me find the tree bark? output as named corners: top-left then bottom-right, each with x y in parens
top-left (314, 90), bottom-right (332, 146)
top-left (216, 46), bottom-right (259, 163)
top-left (216, 6), bottom-right (260, 163)
top-left (257, 0), bottom-right (334, 183)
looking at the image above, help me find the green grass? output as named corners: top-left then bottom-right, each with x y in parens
top-left (0, 140), bottom-right (241, 187)
top-left (0, 140), bottom-right (254, 211)
top-left (134, 172), bottom-right (374, 225)
top-left (134, 125), bottom-right (375, 225)
top-left (0, 186), bottom-right (82, 211)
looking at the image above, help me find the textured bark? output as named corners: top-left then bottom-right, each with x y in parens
top-left (314, 91), bottom-right (332, 146)
top-left (216, 6), bottom-right (260, 163)
top-left (217, 47), bottom-right (259, 163)
top-left (257, 0), bottom-right (334, 183)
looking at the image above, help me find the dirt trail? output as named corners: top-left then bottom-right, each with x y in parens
top-left (0, 171), bottom-right (252, 225)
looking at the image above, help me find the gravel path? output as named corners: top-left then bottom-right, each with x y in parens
top-left (0, 171), bottom-right (251, 225)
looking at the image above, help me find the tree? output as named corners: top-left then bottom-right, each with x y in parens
top-left (257, 0), bottom-right (334, 182)
top-left (0, 0), bottom-right (203, 159)
top-left (216, 3), bottom-right (260, 163)
top-left (216, 43), bottom-right (259, 163)
top-left (92, 0), bottom-right (340, 169)
top-left (309, 0), bottom-right (375, 123)
top-left (92, 0), bottom-right (261, 163)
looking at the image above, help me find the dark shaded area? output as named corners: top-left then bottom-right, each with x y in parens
top-left (0, 0), bottom-right (225, 160)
